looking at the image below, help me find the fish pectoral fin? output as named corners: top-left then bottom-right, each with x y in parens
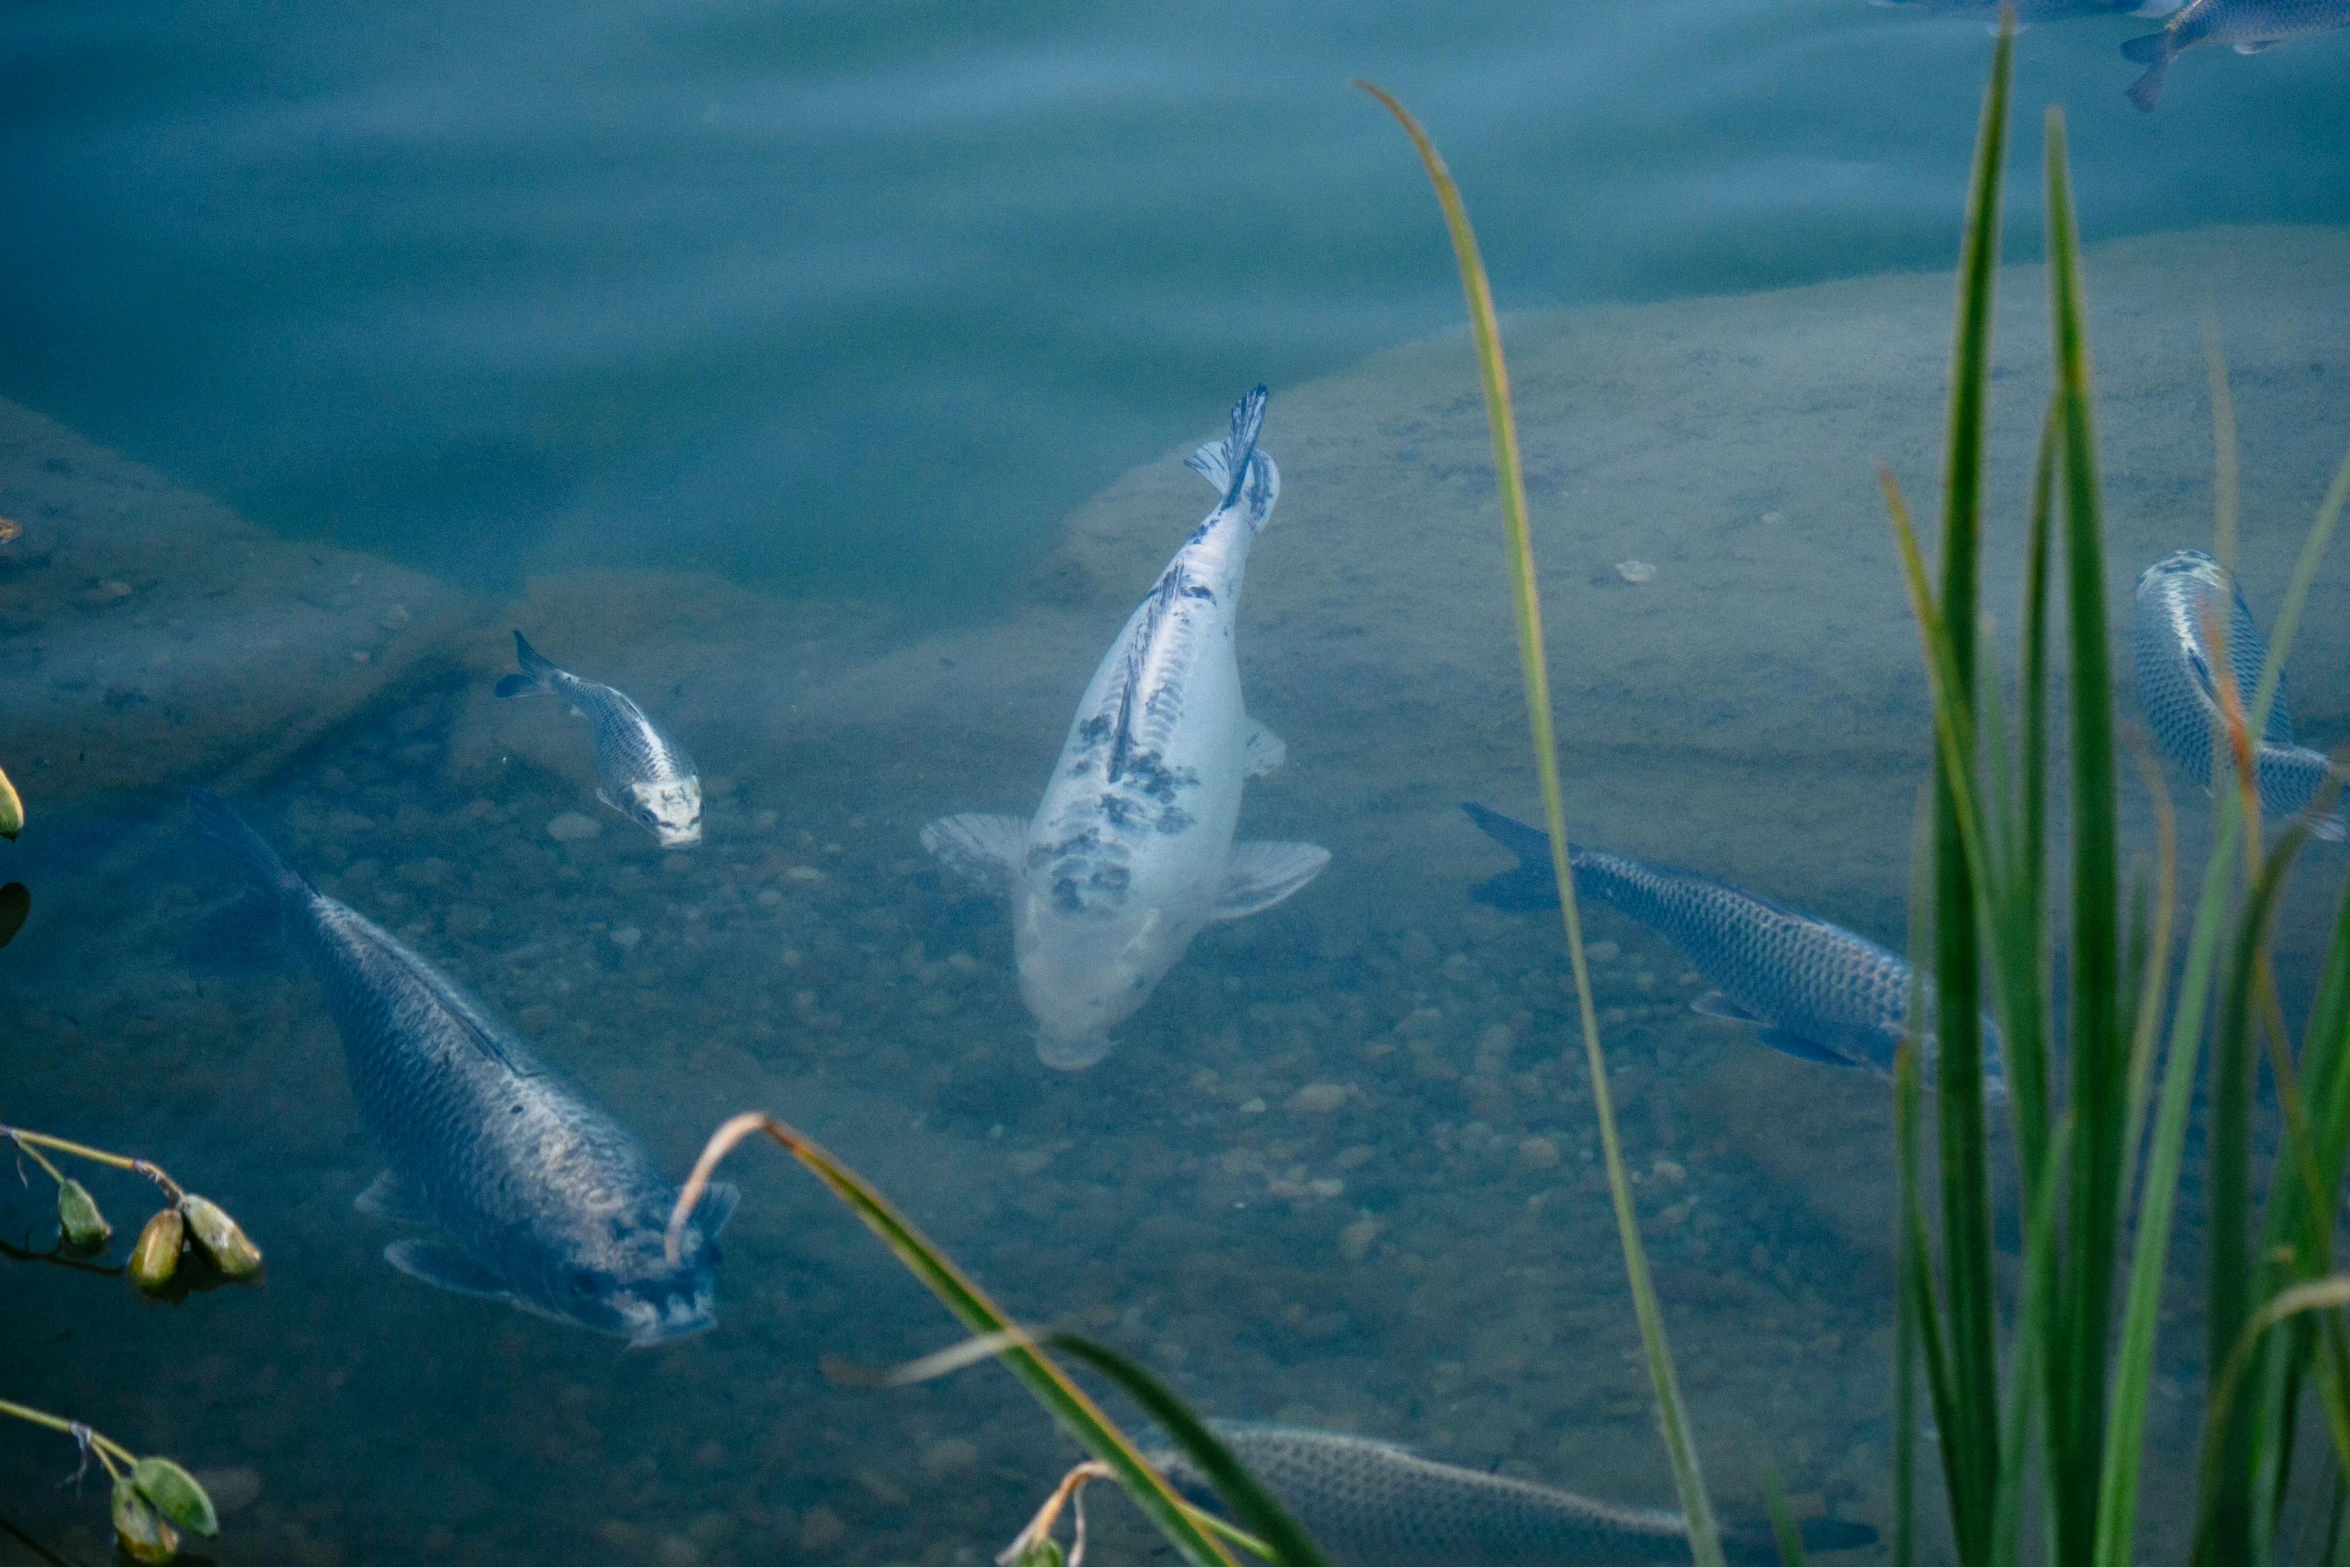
top-left (1689, 990), bottom-right (1764, 1024)
top-left (595, 787), bottom-right (625, 816)
top-left (919, 813), bottom-right (1028, 895)
top-left (354, 1170), bottom-right (435, 1224)
top-left (1213, 841), bottom-right (1332, 921)
top-left (1243, 719), bottom-right (1288, 777)
top-left (687, 1181), bottom-right (741, 1238)
top-left (2233, 39), bottom-right (2278, 52)
top-left (383, 1238), bottom-right (512, 1301)
top-left (1752, 1028), bottom-right (1864, 1069)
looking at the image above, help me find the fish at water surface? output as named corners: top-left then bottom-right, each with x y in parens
top-left (1152, 1424), bottom-right (1877, 1567)
top-left (496, 630), bottom-right (703, 847)
top-left (2121, 0), bottom-right (2350, 108)
top-left (191, 789), bottom-right (734, 1344)
top-left (2133, 549), bottom-right (2341, 837)
top-left (923, 387), bottom-right (1329, 1069)
top-left (1870, 0), bottom-right (2178, 20)
top-left (1462, 803), bottom-right (2004, 1094)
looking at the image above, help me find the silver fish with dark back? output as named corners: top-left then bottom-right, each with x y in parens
top-left (1463, 803), bottom-right (2004, 1094)
top-left (2122, 0), bottom-right (2350, 109)
top-left (1152, 1424), bottom-right (1876, 1567)
top-left (191, 789), bottom-right (733, 1344)
top-left (2132, 549), bottom-right (2341, 839)
top-left (496, 630), bottom-right (703, 847)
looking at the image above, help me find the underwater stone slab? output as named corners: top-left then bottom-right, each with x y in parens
top-left (0, 398), bottom-right (484, 802)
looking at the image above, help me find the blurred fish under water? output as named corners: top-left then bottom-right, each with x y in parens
top-left (2121, 0), bottom-right (2350, 106)
top-left (1153, 1424), bottom-right (1878, 1567)
top-left (495, 631), bottom-right (705, 849)
top-left (924, 388), bottom-right (1328, 1070)
top-left (188, 789), bottom-right (735, 1345)
top-left (2132, 548), bottom-right (2344, 836)
top-left (1461, 803), bottom-right (2005, 1092)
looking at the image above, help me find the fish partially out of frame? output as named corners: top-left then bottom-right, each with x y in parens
top-left (191, 790), bottom-right (733, 1344)
top-left (923, 387), bottom-right (1328, 1069)
top-left (2132, 549), bottom-right (2342, 837)
top-left (1462, 803), bottom-right (2004, 1095)
top-left (1153, 1423), bottom-right (1878, 1567)
top-left (2122, 0), bottom-right (2350, 109)
top-left (495, 631), bottom-right (703, 847)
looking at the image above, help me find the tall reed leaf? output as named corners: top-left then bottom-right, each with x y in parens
top-left (1353, 79), bottom-right (1723, 1567)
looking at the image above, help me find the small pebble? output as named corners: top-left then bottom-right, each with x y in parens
top-left (609, 926), bottom-right (643, 951)
top-left (752, 809), bottom-right (778, 829)
top-left (1338, 1217), bottom-right (1384, 1263)
top-left (921, 1438), bottom-right (980, 1478)
top-left (757, 888), bottom-right (784, 907)
top-left (655, 1537), bottom-right (701, 1567)
top-left (1615, 560), bottom-right (1656, 584)
top-left (379, 604), bottom-right (411, 630)
top-left (349, 649), bottom-right (372, 664)
top-left (1287, 1083), bottom-right (1349, 1114)
top-left (799, 1507), bottom-right (846, 1551)
top-left (548, 812), bottom-right (602, 842)
top-left (1238, 1097), bottom-right (1267, 1115)
top-left (1585, 940), bottom-right (1620, 963)
top-left (786, 865), bottom-right (824, 883)
top-left (662, 853), bottom-right (695, 876)
top-left (1519, 1136), bottom-right (1561, 1170)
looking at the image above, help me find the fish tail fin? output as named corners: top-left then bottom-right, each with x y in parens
top-left (495, 630), bottom-right (562, 699)
top-left (2122, 33), bottom-right (2170, 109)
top-left (1463, 803), bottom-right (1567, 912)
top-left (1183, 385), bottom-right (1278, 528)
top-left (190, 789), bottom-right (309, 901)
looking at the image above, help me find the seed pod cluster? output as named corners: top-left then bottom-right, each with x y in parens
top-left (128, 1209), bottom-right (186, 1295)
top-left (179, 1195), bottom-right (265, 1280)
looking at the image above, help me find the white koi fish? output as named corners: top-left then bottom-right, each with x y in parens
top-left (923, 387), bottom-right (1328, 1069)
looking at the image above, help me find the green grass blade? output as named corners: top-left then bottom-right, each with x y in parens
top-left (1896, 1035), bottom-right (1923, 1567)
top-left (2043, 103), bottom-right (2127, 1567)
top-left (1994, 1115), bottom-right (2072, 1567)
top-left (1929, 30), bottom-right (2012, 1556)
top-left (1353, 79), bottom-right (1723, 1567)
top-left (2245, 440), bottom-right (2350, 782)
top-left (2095, 795), bottom-right (2245, 1566)
top-left (1763, 1468), bottom-right (1808, 1567)
top-left (664, 1114), bottom-right (1244, 1567)
top-left (1046, 1334), bottom-right (1331, 1567)
top-left (2012, 395), bottom-right (2060, 1188)
top-left (2200, 825), bottom-right (2305, 1565)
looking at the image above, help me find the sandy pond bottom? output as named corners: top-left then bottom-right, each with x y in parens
top-left (8, 224), bottom-right (2350, 1565)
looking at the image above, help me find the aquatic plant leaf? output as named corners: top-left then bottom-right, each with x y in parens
top-left (178, 1196), bottom-right (263, 1280)
top-left (110, 1477), bottom-right (180, 1564)
top-left (0, 759), bottom-right (20, 840)
top-left (1351, 78), bottom-right (1723, 1567)
top-left (1761, 1469), bottom-right (1806, 1567)
top-left (667, 1114), bottom-right (1251, 1567)
top-left (130, 1457), bottom-right (218, 1539)
top-left (0, 883), bottom-right (26, 948)
top-left (128, 1209), bottom-right (184, 1295)
top-left (55, 1179), bottom-right (111, 1253)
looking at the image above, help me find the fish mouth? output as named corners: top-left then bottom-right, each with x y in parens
top-left (1034, 1030), bottom-right (1113, 1071)
top-left (626, 1307), bottom-right (718, 1348)
top-left (652, 823), bottom-right (703, 848)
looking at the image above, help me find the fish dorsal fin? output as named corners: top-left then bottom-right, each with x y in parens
top-left (920, 814), bottom-right (1028, 895)
top-left (355, 1170), bottom-right (435, 1224)
top-left (1690, 990), bottom-right (1763, 1024)
top-left (383, 1238), bottom-right (511, 1301)
top-left (1244, 719), bottom-right (1287, 777)
top-left (1213, 842), bottom-right (1331, 921)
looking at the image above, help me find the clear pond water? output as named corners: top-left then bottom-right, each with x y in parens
top-left (4, 2), bottom-right (2350, 1564)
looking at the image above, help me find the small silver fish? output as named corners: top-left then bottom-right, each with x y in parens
top-left (1152, 1424), bottom-right (1876, 1567)
top-left (496, 631), bottom-right (703, 847)
top-left (2132, 549), bottom-right (2340, 836)
top-left (2122, 0), bottom-right (2350, 108)
top-left (192, 790), bottom-right (733, 1344)
top-left (922, 388), bottom-right (1328, 1069)
top-left (1464, 804), bottom-right (2005, 1094)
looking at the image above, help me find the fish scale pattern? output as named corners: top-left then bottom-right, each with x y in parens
top-left (1570, 847), bottom-right (1911, 1067)
top-left (294, 894), bottom-right (680, 1283)
top-left (571, 673), bottom-right (697, 790)
top-left (2133, 549), bottom-right (2340, 832)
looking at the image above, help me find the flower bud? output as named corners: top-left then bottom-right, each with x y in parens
top-left (55, 1178), bottom-right (111, 1252)
top-left (129, 1208), bottom-right (184, 1294)
top-left (131, 1457), bottom-right (219, 1539)
top-left (179, 1195), bottom-right (263, 1280)
top-left (112, 1476), bottom-right (182, 1563)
